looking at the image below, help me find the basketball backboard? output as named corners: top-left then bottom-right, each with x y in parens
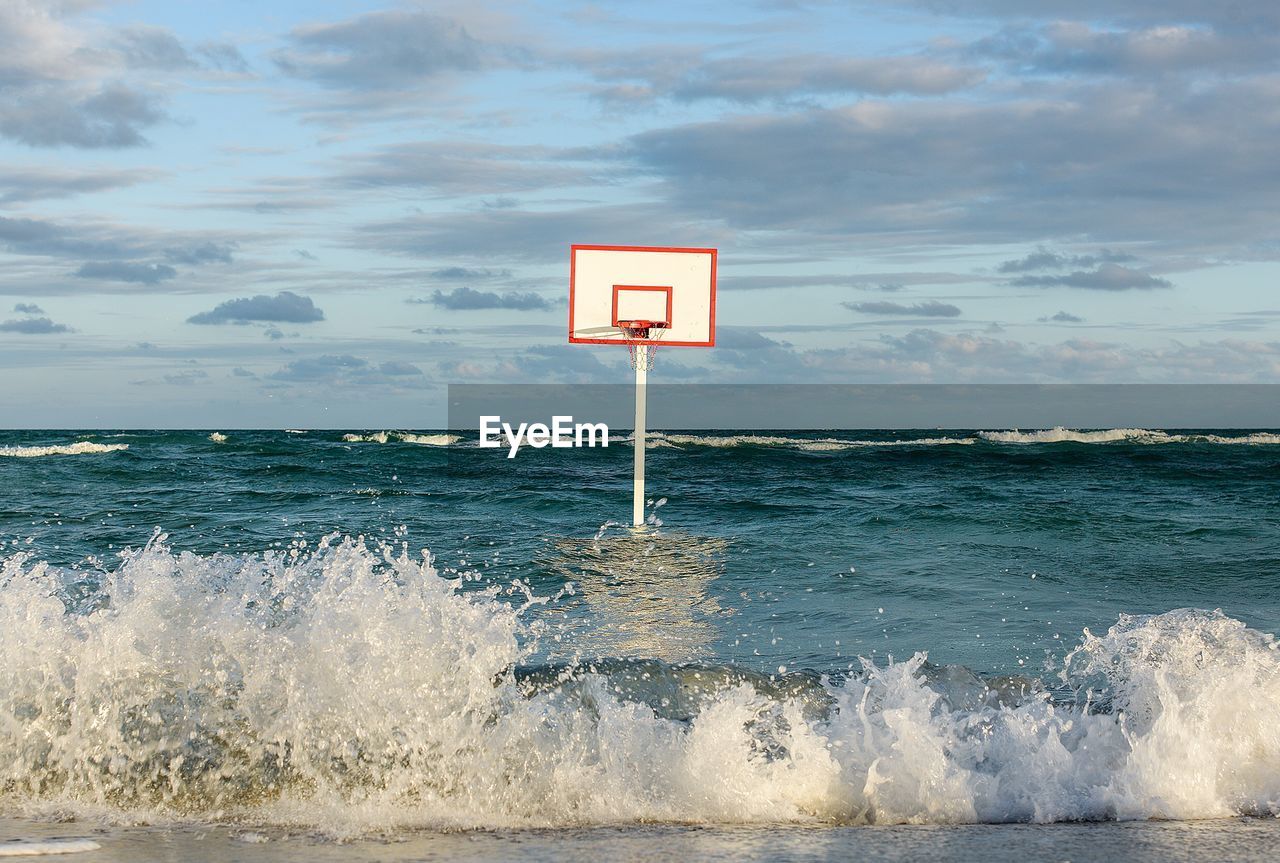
top-left (568, 245), bottom-right (716, 347)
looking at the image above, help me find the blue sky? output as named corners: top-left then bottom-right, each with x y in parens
top-left (1, 0), bottom-right (1278, 426)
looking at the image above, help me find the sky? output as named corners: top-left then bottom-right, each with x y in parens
top-left (1, 0), bottom-right (1279, 427)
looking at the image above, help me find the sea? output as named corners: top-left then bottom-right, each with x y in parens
top-left (1, 427), bottom-right (1278, 861)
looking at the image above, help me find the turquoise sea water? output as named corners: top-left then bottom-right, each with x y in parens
top-left (1, 428), bottom-right (1278, 854)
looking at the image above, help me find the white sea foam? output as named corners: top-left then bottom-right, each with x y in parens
top-left (1197, 432), bottom-right (1280, 445)
top-left (0, 839), bottom-right (100, 856)
top-left (342, 432), bottom-right (459, 446)
top-left (209, 432), bottom-right (227, 443)
top-left (651, 433), bottom-right (973, 450)
top-left (0, 442), bottom-right (129, 458)
top-left (1, 538), bottom-right (1278, 834)
top-left (978, 428), bottom-right (1280, 445)
top-left (978, 427), bottom-right (1172, 444)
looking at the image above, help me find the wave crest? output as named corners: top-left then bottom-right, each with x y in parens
top-left (0, 540), bottom-right (1277, 832)
top-left (0, 442), bottom-right (129, 458)
top-left (342, 432), bottom-right (459, 446)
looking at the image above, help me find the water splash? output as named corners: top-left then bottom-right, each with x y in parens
top-left (1, 538), bottom-right (1278, 833)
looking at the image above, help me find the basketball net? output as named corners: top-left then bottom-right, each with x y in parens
top-left (618, 321), bottom-right (667, 371)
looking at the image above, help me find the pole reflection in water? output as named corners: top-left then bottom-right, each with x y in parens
top-left (545, 526), bottom-right (731, 662)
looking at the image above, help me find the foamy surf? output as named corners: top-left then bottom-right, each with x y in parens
top-left (0, 442), bottom-right (128, 458)
top-left (647, 433), bottom-right (974, 449)
top-left (343, 432), bottom-right (460, 446)
top-left (978, 427), bottom-right (1280, 445)
top-left (0, 840), bottom-right (100, 857)
top-left (1, 537), bottom-right (1278, 834)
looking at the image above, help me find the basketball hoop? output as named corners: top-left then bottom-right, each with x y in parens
top-left (568, 245), bottom-right (717, 526)
top-left (617, 319), bottom-right (668, 371)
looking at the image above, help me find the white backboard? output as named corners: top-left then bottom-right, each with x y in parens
top-left (569, 245), bottom-right (717, 347)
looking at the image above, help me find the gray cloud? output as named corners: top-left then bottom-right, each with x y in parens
top-left (164, 242), bottom-right (236, 265)
top-left (0, 5), bottom-right (245, 150)
top-left (1011, 263), bottom-right (1172, 290)
top-left (431, 266), bottom-right (513, 281)
top-left (378, 360), bottom-right (423, 376)
top-left (844, 300), bottom-right (963, 317)
top-left (188, 292), bottom-right (325, 325)
top-left (0, 215), bottom-right (242, 275)
top-left (337, 141), bottom-right (590, 195)
top-left (900, 1), bottom-right (1280, 31)
top-left (0, 166), bottom-right (161, 204)
top-left (622, 77), bottom-right (1280, 260)
top-left (110, 26), bottom-right (197, 70)
top-left (0, 316), bottom-right (70, 334)
top-left (581, 48), bottom-right (985, 104)
top-left (274, 11), bottom-right (485, 91)
top-left (163, 369), bottom-right (209, 386)
top-left (416, 287), bottom-right (552, 311)
top-left (998, 248), bottom-right (1135, 273)
top-left (970, 21), bottom-right (1280, 77)
top-left (75, 261), bottom-right (177, 284)
top-left (674, 55), bottom-right (984, 101)
top-left (267, 354), bottom-right (425, 386)
top-left (13, 303), bottom-right (43, 314)
top-left (358, 204), bottom-right (727, 262)
top-left (196, 42), bottom-right (250, 73)
top-left (0, 81), bottom-right (165, 149)
top-left (1041, 311), bottom-right (1085, 322)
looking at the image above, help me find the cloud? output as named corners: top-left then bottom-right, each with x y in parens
top-left (188, 292), bottom-right (325, 325)
top-left (164, 241), bottom-right (236, 265)
top-left (231, 366), bottom-right (256, 378)
top-left (1011, 263), bottom-right (1172, 290)
top-left (0, 3), bottom-right (164, 148)
top-left (358, 203), bottom-right (727, 262)
top-left (416, 287), bottom-right (552, 311)
top-left (0, 5), bottom-right (244, 149)
top-left (843, 300), bottom-right (963, 317)
top-left (110, 25), bottom-right (197, 70)
top-left (901, 1), bottom-right (1280, 30)
top-left (431, 266), bottom-right (512, 281)
top-left (274, 11), bottom-right (485, 92)
top-left (0, 215), bottom-right (243, 293)
top-left (0, 316), bottom-right (70, 334)
top-left (337, 141), bottom-right (591, 196)
top-left (377, 360), bottom-right (423, 376)
top-left (998, 248), bottom-right (1135, 273)
top-left (580, 48), bottom-right (985, 104)
top-left (621, 77), bottom-right (1280, 261)
top-left (75, 261), bottom-right (177, 284)
top-left (163, 369), bottom-right (209, 386)
top-left (267, 354), bottom-right (425, 386)
top-left (1040, 311), bottom-right (1085, 322)
top-left (1, 81), bottom-right (165, 149)
top-left (12, 303), bottom-right (43, 314)
top-left (0, 166), bottom-right (161, 204)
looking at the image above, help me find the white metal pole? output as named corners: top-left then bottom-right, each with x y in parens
top-left (632, 357), bottom-right (647, 527)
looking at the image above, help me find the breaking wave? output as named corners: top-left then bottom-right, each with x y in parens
top-left (342, 432), bottom-right (460, 446)
top-left (1, 538), bottom-right (1278, 834)
top-left (0, 442), bottom-right (129, 458)
top-left (647, 433), bottom-right (974, 450)
top-left (978, 427), bottom-right (1280, 445)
